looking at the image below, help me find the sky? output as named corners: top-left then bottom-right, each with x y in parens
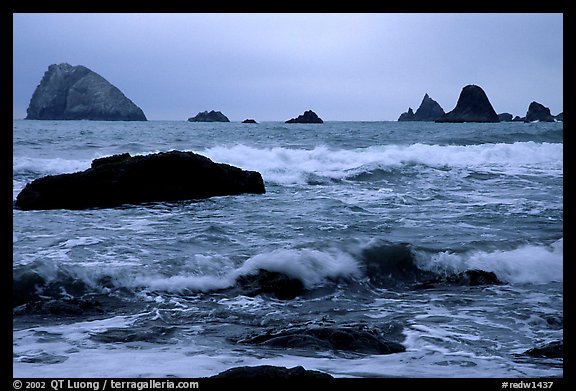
top-left (12, 13), bottom-right (563, 121)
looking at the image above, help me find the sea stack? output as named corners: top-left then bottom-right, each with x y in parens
top-left (524, 101), bottom-right (555, 122)
top-left (187, 110), bottom-right (230, 122)
top-left (25, 63), bottom-right (147, 121)
top-left (398, 94), bottom-right (445, 121)
top-left (436, 85), bottom-right (499, 123)
top-left (285, 110), bottom-right (323, 124)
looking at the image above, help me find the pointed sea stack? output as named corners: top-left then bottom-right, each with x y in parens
top-left (188, 110), bottom-right (230, 122)
top-left (398, 94), bottom-right (445, 121)
top-left (25, 63), bottom-right (147, 121)
top-left (285, 110), bottom-right (323, 124)
top-left (436, 85), bottom-right (499, 123)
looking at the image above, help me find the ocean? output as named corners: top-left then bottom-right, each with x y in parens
top-left (12, 119), bottom-right (563, 378)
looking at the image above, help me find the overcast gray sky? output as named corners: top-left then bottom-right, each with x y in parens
top-left (12, 13), bottom-right (563, 121)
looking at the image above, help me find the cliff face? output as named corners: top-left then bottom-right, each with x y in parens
top-left (26, 63), bottom-right (147, 121)
top-left (436, 85), bottom-right (499, 123)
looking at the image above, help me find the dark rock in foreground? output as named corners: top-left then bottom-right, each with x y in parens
top-left (436, 85), bottom-right (499, 123)
top-left (210, 365), bottom-right (333, 379)
top-left (236, 324), bottom-right (406, 355)
top-left (285, 110), bottom-right (323, 124)
top-left (15, 151), bottom-right (265, 210)
top-left (498, 113), bottom-right (514, 122)
top-left (523, 341), bottom-right (563, 358)
top-left (415, 269), bottom-right (503, 289)
top-left (525, 101), bottom-right (555, 122)
top-left (25, 63), bottom-right (147, 121)
top-left (234, 269), bottom-right (305, 300)
top-left (398, 94), bottom-right (445, 121)
top-left (242, 119), bottom-right (258, 124)
top-left (188, 110), bottom-right (230, 122)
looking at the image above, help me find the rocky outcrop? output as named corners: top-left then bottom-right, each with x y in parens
top-left (25, 63), bottom-right (147, 121)
top-left (285, 110), bottom-right (323, 124)
top-left (211, 365), bottom-right (333, 379)
top-left (188, 110), bottom-right (230, 122)
top-left (242, 119), bottom-right (258, 124)
top-left (14, 151), bottom-right (265, 210)
top-left (523, 340), bottom-right (563, 358)
top-left (554, 112), bottom-right (563, 121)
top-left (398, 107), bottom-right (415, 121)
top-left (436, 85), bottom-right (499, 123)
top-left (512, 115), bottom-right (525, 122)
top-left (524, 101), bottom-right (555, 122)
top-left (498, 113), bottom-right (514, 122)
top-left (398, 94), bottom-right (445, 121)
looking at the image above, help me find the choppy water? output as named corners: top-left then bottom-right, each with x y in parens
top-left (13, 119), bottom-right (563, 378)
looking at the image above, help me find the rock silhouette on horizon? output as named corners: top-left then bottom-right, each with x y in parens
top-left (436, 85), bottom-right (499, 123)
top-left (25, 63), bottom-right (147, 121)
top-left (398, 93), bottom-right (445, 121)
top-left (524, 101), bottom-right (555, 122)
top-left (498, 113), bottom-right (514, 122)
top-left (15, 151), bottom-right (265, 211)
top-left (285, 110), bottom-right (323, 124)
top-left (242, 119), bottom-right (258, 124)
top-left (188, 110), bottom-right (230, 122)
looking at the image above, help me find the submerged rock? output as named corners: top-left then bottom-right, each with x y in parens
top-left (187, 110), bottom-right (230, 122)
top-left (15, 151), bottom-right (265, 210)
top-left (285, 110), bottom-right (323, 124)
top-left (436, 84), bottom-right (499, 123)
top-left (524, 101), bottom-right (555, 122)
top-left (236, 323), bottom-right (405, 355)
top-left (415, 269), bottom-right (503, 289)
top-left (210, 365), bottom-right (333, 379)
top-left (25, 63), bottom-right (147, 121)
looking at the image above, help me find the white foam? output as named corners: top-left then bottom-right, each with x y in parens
top-left (198, 142), bottom-right (563, 185)
top-left (415, 238), bottom-right (563, 284)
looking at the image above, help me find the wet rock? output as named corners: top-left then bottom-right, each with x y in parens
top-left (210, 365), bottom-right (333, 378)
top-left (26, 63), bottom-right (146, 121)
top-left (237, 323), bottom-right (406, 355)
top-left (15, 151), bottom-right (265, 210)
top-left (285, 110), bottom-right (323, 124)
top-left (414, 269), bottom-right (503, 289)
top-left (523, 340), bottom-right (563, 358)
top-left (234, 269), bottom-right (305, 300)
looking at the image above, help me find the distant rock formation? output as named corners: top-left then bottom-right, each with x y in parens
top-left (512, 115), bottom-right (525, 122)
top-left (555, 112), bottom-right (563, 121)
top-left (398, 107), bottom-right (415, 121)
top-left (25, 63), bottom-right (147, 121)
top-left (524, 101), bottom-right (555, 122)
top-left (285, 110), bottom-right (323, 124)
top-left (436, 85), bottom-right (499, 123)
top-left (210, 365), bottom-right (333, 379)
top-left (498, 113), bottom-right (514, 122)
top-left (15, 151), bottom-right (265, 210)
top-left (399, 94), bottom-right (445, 121)
top-left (188, 110), bottom-right (230, 122)
top-left (242, 119), bottom-right (258, 124)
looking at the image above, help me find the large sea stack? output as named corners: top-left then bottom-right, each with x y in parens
top-left (188, 110), bottom-right (230, 122)
top-left (398, 94), bottom-right (445, 121)
top-left (15, 151), bottom-right (266, 211)
top-left (285, 110), bottom-right (323, 124)
top-left (25, 63), bottom-right (147, 121)
top-left (436, 85), bottom-right (499, 123)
